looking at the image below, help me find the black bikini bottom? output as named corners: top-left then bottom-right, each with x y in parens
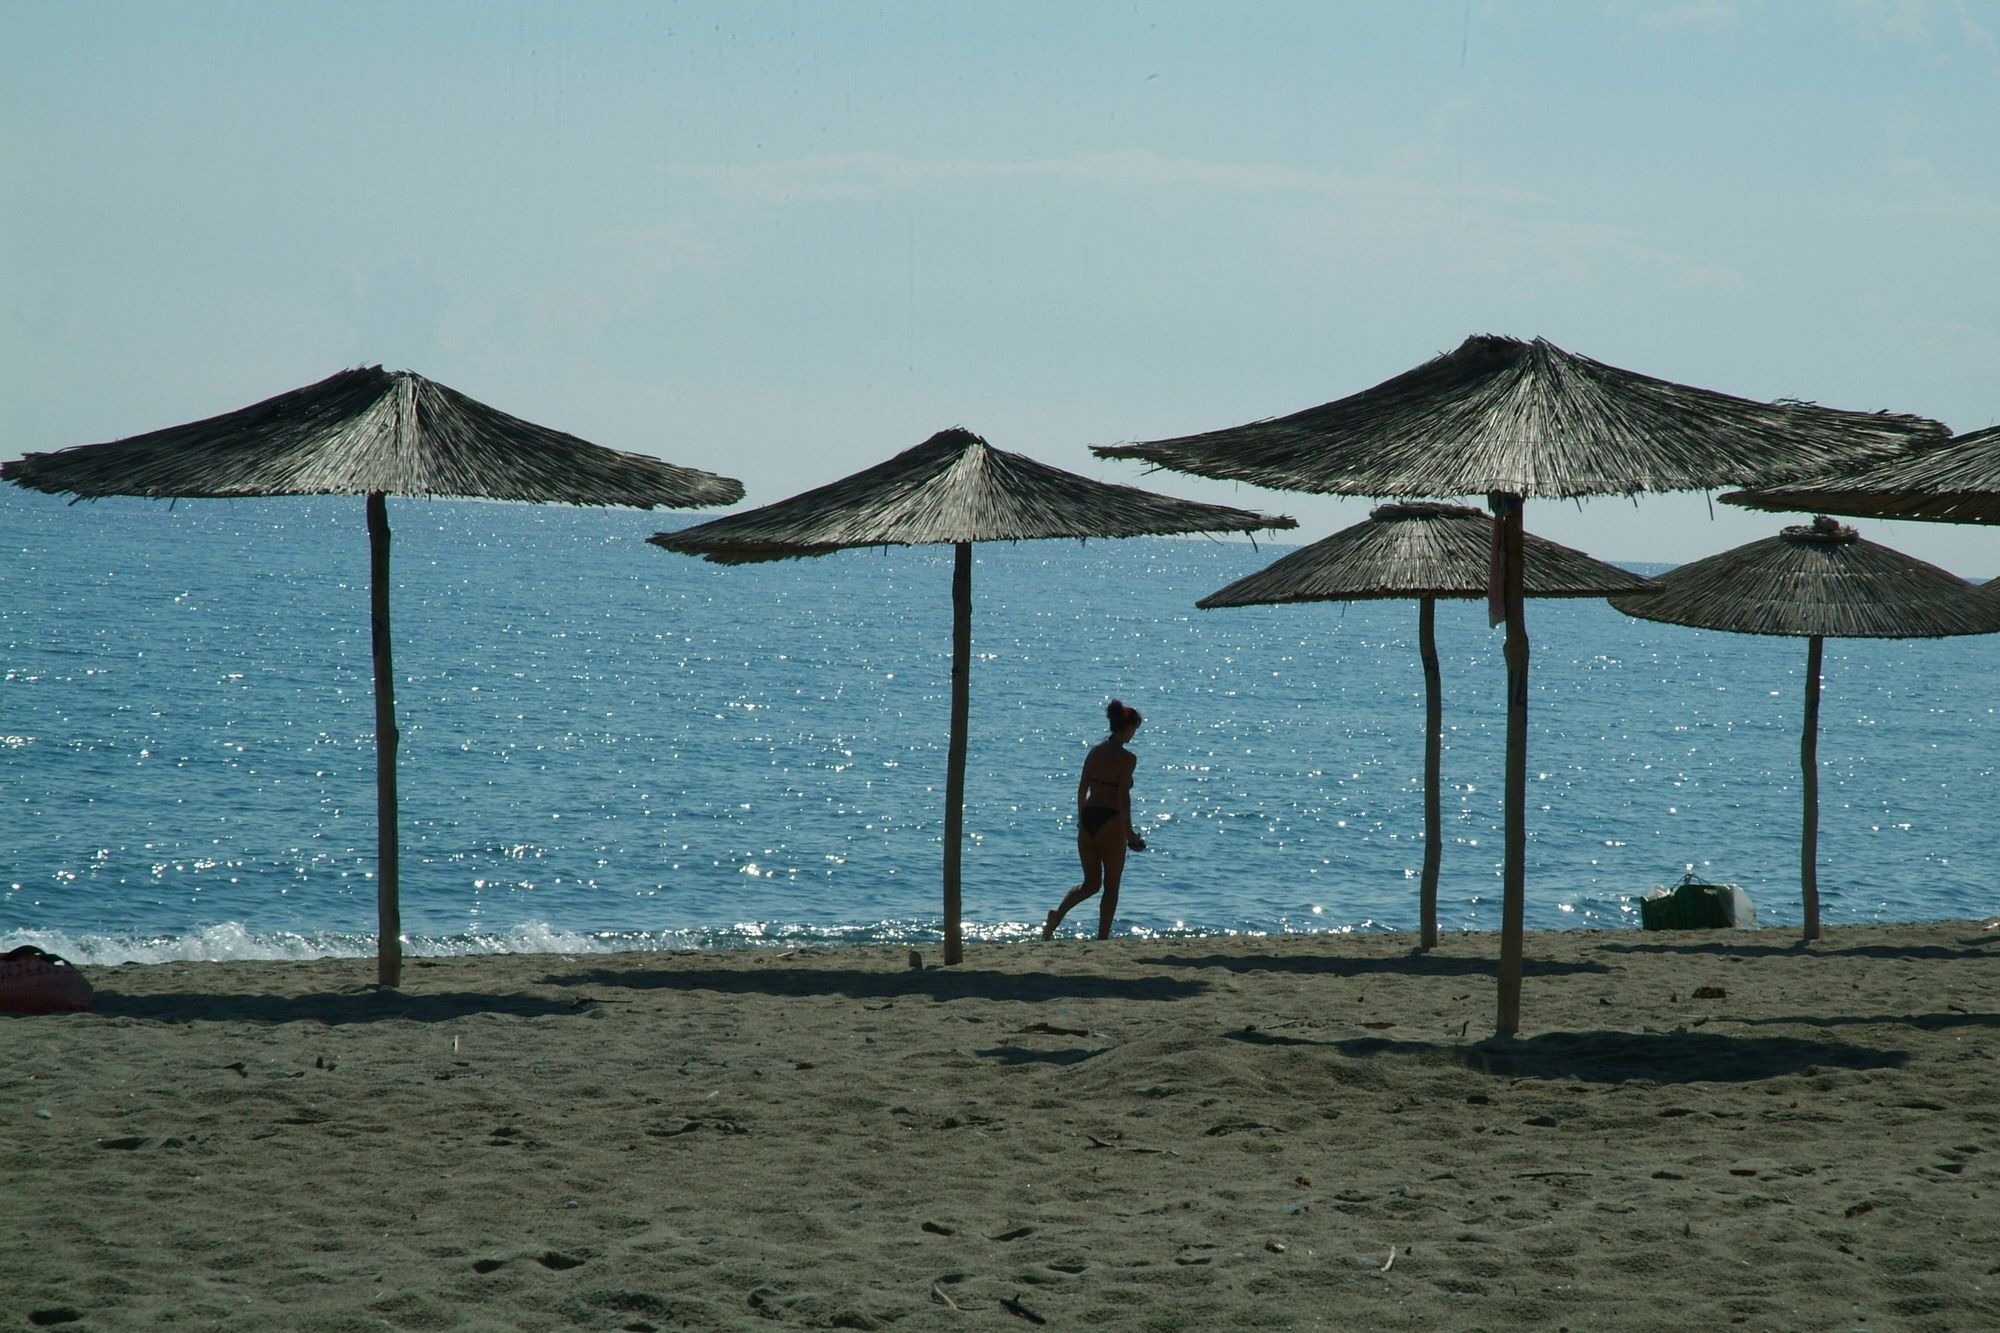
top-left (1079, 806), bottom-right (1120, 837)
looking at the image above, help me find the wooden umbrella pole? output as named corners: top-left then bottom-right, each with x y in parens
top-left (942, 541), bottom-right (973, 966)
top-left (1800, 634), bottom-right (1824, 942)
top-left (1492, 493), bottom-right (1529, 1037)
top-left (367, 493), bottom-right (403, 988)
top-left (1418, 596), bottom-right (1442, 950)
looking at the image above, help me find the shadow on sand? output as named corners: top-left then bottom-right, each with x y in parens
top-left (541, 965), bottom-right (1209, 1005)
top-left (1594, 934), bottom-right (1999, 963)
top-left (973, 1043), bottom-right (1106, 1067)
top-left (1723, 1010), bottom-right (1999, 1033)
top-left (84, 988), bottom-right (588, 1026)
top-left (1222, 1025), bottom-right (1909, 1084)
top-left (1137, 950), bottom-right (1613, 979)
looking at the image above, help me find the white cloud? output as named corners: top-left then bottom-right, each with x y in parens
top-left (1612, 0), bottom-right (1996, 64)
top-left (1838, 0), bottom-right (1999, 61)
top-left (1675, 265), bottom-right (1748, 290)
top-left (663, 149), bottom-right (1542, 212)
top-left (1839, 0), bottom-right (1941, 45)
top-left (662, 147), bottom-right (1735, 293)
top-left (1964, 2), bottom-right (2000, 69)
top-left (1614, 0), bottom-right (1758, 37)
top-left (1872, 158), bottom-right (2000, 217)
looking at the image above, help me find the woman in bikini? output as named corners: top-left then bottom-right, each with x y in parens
top-left (1042, 699), bottom-right (1145, 940)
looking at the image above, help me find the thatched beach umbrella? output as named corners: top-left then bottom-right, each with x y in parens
top-left (1099, 333), bottom-right (1946, 1034)
top-left (1197, 502), bottom-right (1654, 949)
top-left (1609, 517), bottom-right (2000, 941)
top-left (650, 427), bottom-right (1294, 965)
top-left (3, 366), bottom-right (745, 986)
top-left (1722, 424), bottom-right (2000, 527)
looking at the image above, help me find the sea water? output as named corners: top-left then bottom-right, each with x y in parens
top-left (3, 490), bottom-right (1994, 964)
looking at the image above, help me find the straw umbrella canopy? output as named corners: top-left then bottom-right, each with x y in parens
top-left (1609, 517), bottom-right (2000, 941)
top-left (1721, 424), bottom-right (2000, 527)
top-left (1198, 502), bottom-right (1654, 949)
top-left (650, 426), bottom-right (1295, 965)
top-left (1098, 333), bottom-right (1947, 1035)
top-left (3, 366), bottom-right (745, 986)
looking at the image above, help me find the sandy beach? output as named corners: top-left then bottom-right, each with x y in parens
top-left (6, 920), bottom-right (1998, 1332)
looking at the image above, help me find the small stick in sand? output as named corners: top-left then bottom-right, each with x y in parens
top-left (1085, 1132), bottom-right (1178, 1156)
top-left (999, 1295), bottom-right (1047, 1324)
top-left (1382, 1245), bottom-right (1397, 1272)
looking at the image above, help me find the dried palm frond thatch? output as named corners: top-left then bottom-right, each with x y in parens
top-left (1720, 423), bottom-right (2000, 527)
top-left (653, 427), bottom-right (1295, 967)
top-left (652, 427), bottom-right (1290, 560)
top-left (1094, 335), bottom-right (1947, 499)
top-left (1610, 516), bottom-right (2000, 941)
top-left (3, 367), bottom-right (745, 989)
top-left (1198, 502), bottom-right (1652, 949)
top-left (1196, 502), bottom-right (1651, 607)
top-left (1, 366), bottom-right (744, 507)
top-left (1607, 516), bottom-right (2000, 640)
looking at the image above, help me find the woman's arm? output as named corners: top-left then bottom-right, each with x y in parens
top-left (1120, 751), bottom-right (1143, 847)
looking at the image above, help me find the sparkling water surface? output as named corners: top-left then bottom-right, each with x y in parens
top-left (4, 489), bottom-right (1994, 963)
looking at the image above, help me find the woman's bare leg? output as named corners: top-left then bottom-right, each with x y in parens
top-left (1094, 829), bottom-right (1127, 939)
top-left (1045, 832), bottom-right (1107, 938)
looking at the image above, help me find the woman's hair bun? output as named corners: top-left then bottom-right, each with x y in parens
top-left (1106, 699), bottom-right (1143, 731)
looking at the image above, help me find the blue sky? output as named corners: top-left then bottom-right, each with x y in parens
top-left (5, 0), bottom-right (1997, 572)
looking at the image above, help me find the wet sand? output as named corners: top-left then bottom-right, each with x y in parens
top-left (6, 919), bottom-right (1998, 1331)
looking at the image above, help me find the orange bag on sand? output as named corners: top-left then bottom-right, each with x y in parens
top-left (0, 946), bottom-right (94, 1013)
